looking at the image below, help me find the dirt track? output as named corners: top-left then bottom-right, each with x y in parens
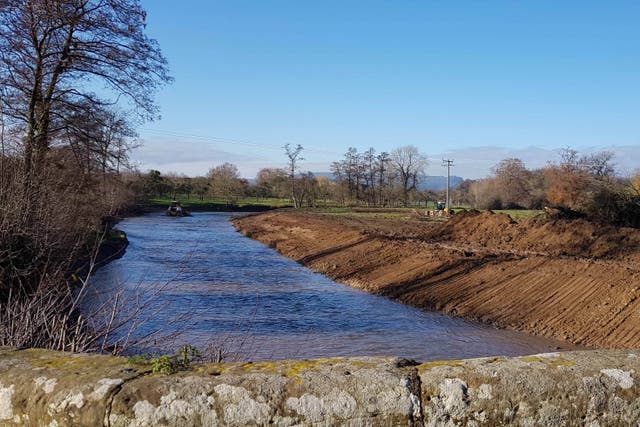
top-left (233, 210), bottom-right (640, 349)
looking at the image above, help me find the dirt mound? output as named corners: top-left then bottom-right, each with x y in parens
top-left (429, 211), bottom-right (640, 260)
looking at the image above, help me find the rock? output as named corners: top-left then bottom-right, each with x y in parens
top-left (1, 348), bottom-right (640, 425)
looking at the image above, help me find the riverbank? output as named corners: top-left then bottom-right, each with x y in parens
top-left (91, 212), bottom-right (567, 360)
top-left (233, 210), bottom-right (640, 349)
top-left (70, 227), bottom-right (129, 282)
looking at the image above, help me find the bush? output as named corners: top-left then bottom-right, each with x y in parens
top-left (587, 186), bottom-right (640, 228)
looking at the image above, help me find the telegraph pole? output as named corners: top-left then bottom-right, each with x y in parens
top-left (442, 159), bottom-right (454, 210)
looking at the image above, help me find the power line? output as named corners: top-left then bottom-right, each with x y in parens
top-left (139, 128), bottom-right (341, 156)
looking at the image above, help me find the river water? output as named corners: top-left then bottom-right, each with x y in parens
top-left (87, 212), bottom-right (573, 362)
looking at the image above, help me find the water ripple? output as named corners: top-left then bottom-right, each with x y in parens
top-left (86, 212), bottom-right (572, 361)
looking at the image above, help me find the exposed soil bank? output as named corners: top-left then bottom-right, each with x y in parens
top-left (233, 210), bottom-right (640, 349)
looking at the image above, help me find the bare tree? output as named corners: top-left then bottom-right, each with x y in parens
top-left (207, 162), bottom-right (246, 206)
top-left (284, 144), bottom-right (304, 208)
top-left (547, 148), bottom-right (617, 210)
top-left (376, 151), bottom-right (391, 206)
top-left (0, 0), bottom-right (171, 200)
top-left (491, 158), bottom-right (532, 208)
top-left (390, 145), bottom-right (427, 207)
top-left (64, 104), bottom-right (138, 183)
top-left (580, 151), bottom-right (615, 179)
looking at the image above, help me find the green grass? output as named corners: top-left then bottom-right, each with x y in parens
top-left (147, 197), bottom-right (292, 211)
top-left (321, 211), bottom-right (413, 219)
top-left (146, 199), bottom-right (547, 222)
top-left (312, 206), bottom-right (420, 219)
top-left (493, 209), bottom-right (544, 221)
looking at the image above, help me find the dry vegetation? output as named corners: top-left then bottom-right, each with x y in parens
top-left (456, 151), bottom-right (640, 228)
top-left (0, 0), bottom-right (170, 352)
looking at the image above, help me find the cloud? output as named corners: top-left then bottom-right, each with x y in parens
top-left (131, 136), bottom-right (260, 175)
top-left (426, 145), bottom-right (640, 179)
top-left (132, 137), bottom-right (640, 180)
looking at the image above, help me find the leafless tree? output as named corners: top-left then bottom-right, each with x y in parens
top-left (295, 172), bottom-right (321, 207)
top-left (284, 144), bottom-right (304, 208)
top-left (64, 103), bottom-right (138, 182)
top-left (390, 145), bottom-right (427, 207)
top-left (580, 151), bottom-right (616, 179)
top-left (207, 162), bottom-right (246, 205)
top-left (0, 0), bottom-right (171, 202)
top-left (491, 158), bottom-right (532, 208)
top-left (0, 0), bottom-right (171, 352)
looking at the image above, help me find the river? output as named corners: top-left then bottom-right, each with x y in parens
top-left (87, 212), bottom-right (573, 362)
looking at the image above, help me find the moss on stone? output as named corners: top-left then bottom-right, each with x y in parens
top-left (417, 359), bottom-right (463, 372)
top-left (520, 355), bottom-right (576, 368)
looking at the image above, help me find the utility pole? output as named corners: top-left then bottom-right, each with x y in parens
top-left (442, 159), bottom-right (454, 210)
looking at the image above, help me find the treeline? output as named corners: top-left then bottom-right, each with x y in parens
top-left (454, 149), bottom-right (640, 227)
top-left (130, 165), bottom-right (330, 208)
top-left (134, 145), bottom-right (640, 228)
top-left (330, 145), bottom-right (428, 207)
top-left (0, 1), bottom-right (170, 352)
top-left (132, 144), bottom-right (433, 208)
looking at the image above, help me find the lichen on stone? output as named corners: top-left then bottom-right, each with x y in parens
top-left (600, 368), bottom-right (634, 389)
top-left (0, 382), bottom-right (15, 421)
top-left (34, 377), bottom-right (58, 394)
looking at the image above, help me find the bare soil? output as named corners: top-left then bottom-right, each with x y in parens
top-left (233, 210), bottom-right (640, 348)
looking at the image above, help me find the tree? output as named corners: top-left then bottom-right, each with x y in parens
top-left (0, 0), bottom-right (171, 196)
top-left (468, 178), bottom-right (502, 210)
top-left (295, 172), bottom-right (321, 207)
top-left (284, 144), bottom-right (304, 208)
top-left (141, 170), bottom-right (172, 198)
top-left (631, 172), bottom-right (640, 196)
top-left (545, 148), bottom-right (615, 210)
top-left (376, 151), bottom-right (391, 206)
top-left (192, 177), bottom-right (211, 201)
top-left (390, 145), bottom-right (427, 207)
top-left (453, 179), bottom-right (475, 207)
top-left (207, 163), bottom-right (245, 205)
top-left (64, 104), bottom-right (138, 181)
top-left (331, 147), bottom-right (362, 205)
top-left (255, 168), bottom-right (288, 199)
top-left (491, 158), bottom-right (532, 208)
top-left (362, 147), bottom-right (376, 205)
top-left (581, 151), bottom-right (615, 178)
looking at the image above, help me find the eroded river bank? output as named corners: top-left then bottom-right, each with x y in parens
top-left (233, 209), bottom-right (640, 349)
top-left (87, 212), bottom-right (571, 361)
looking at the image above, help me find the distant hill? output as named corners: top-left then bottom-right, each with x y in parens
top-left (313, 172), bottom-right (464, 191)
top-left (419, 175), bottom-right (464, 191)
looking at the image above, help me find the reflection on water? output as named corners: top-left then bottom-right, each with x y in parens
top-left (87, 212), bottom-right (573, 361)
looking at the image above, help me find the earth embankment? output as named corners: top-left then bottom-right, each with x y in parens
top-left (232, 210), bottom-right (640, 348)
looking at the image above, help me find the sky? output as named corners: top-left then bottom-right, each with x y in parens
top-left (134, 1), bottom-right (640, 179)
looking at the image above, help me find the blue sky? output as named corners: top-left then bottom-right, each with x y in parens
top-left (135, 1), bottom-right (640, 179)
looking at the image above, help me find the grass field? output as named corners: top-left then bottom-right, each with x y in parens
top-left (493, 209), bottom-right (544, 221)
top-left (145, 198), bottom-right (544, 220)
top-left (315, 207), bottom-right (416, 219)
top-left (316, 206), bottom-right (544, 222)
top-left (147, 197), bottom-right (292, 211)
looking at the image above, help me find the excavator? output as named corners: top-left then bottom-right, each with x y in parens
top-left (166, 201), bottom-right (191, 217)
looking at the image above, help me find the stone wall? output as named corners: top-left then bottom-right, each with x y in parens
top-left (0, 348), bottom-right (639, 426)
